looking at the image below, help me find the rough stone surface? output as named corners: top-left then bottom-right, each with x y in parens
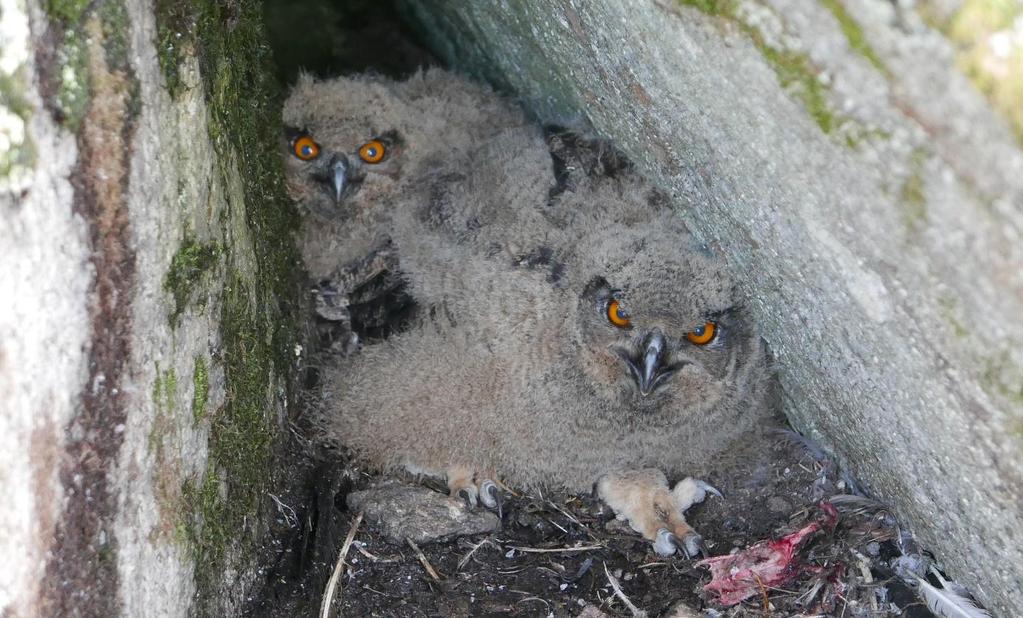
top-left (347, 480), bottom-right (501, 545)
top-left (401, 1), bottom-right (1023, 615)
top-left (0, 1), bottom-right (299, 615)
top-left (0, 5), bottom-right (87, 616)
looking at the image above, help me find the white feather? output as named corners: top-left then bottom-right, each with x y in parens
top-left (910, 573), bottom-right (992, 618)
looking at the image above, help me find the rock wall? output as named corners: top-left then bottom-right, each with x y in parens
top-left (400, 0), bottom-right (1023, 615)
top-left (0, 0), bottom-right (301, 615)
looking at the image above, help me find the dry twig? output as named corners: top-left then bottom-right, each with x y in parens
top-left (319, 511), bottom-right (363, 618)
top-left (604, 561), bottom-right (648, 618)
top-left (457, 537), bottom-right (493, 571)
top-left (406, 537), bottom-right (442, 581)
top-left (509, 544), bottom-right (603, 554)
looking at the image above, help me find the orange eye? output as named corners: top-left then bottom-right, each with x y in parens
top-left (292, 135), bottom-right (320, 161)
top-left (358, 139), bottom-right (386, 163)
top-left (685, 321), bottom-right (717, 345)
top-left (607, 299), bottom-right (631, 329)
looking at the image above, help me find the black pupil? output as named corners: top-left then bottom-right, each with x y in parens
top-left (693, 325), bottom-right (705, 336)
top-left (615, 304), bottom-right (627, 320)
top-left (366, 147), bottom-right (377, 158)
top-left (302, 144), bottom-right (312, 156)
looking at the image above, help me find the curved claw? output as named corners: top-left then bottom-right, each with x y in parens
top-left (699, 480), bottom-right (724, 499)
top-left (699, 481), bottom-right (723, 499)
top-left (679, 532), bottom-right (704, 559)
top-left (654, 529), bottom-right (705, 559)
top-left (672, 477), bottom-right (723, 512)
top-left (653, 528), bottom-right (678, 557)
top-left (457, 485), bottom-right (479, 508)
top-left (479, 479), bottom-right (503, 519)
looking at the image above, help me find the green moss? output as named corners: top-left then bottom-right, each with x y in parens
top-left (153, 365), bottom-right (178, 412)
top-left (43, 0), bottom-right (90, 22)
top-left (192, 356), bottom-right (210, 423)
top-left (679, 0), bottom-right (842, 134)
top-left (842, 125), bottom-right (892, 150)
top-left (154, 0), bottom-right (198, 97)
top-left (759, 43), bottom-right (838, 133)
top-left (819, 0), bottom-right (889, 75)
top-left (184, 272), bottom-right (282, 607)
top-left (899, 148), bottom-right (927, 230)
top-left (181, 471), bottom-right (228, 563)
top-left (164, 239), bottom-right (219, 328)
top-left (0, 67), bottom-right (36, 179)
top-left (40, 1), bottom-right (139, 133)
top-left (678, 0), bottom-right (737, 18)
top-left (40, 1), bottom-right (90, 132)
top-left (98, 1), bottom-right (132, 77)
top-left (55, 32), bottom-right (90, 131)
top-left (191, 0), bottom-right (303, 377)
top-left (164, 1), bottom-right (303, 609)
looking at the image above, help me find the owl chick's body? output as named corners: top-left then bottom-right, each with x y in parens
top-left (317, 134), bottom-right (769, 493)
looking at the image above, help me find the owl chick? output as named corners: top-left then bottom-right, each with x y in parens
top-left (283, 69), bottom-right (552, 351)
top-left (281, 68), bottom-right (543, 280)
top-left (316, 138), bottom-right (772, 556)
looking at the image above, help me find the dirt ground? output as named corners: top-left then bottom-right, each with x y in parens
top-left (245, 405), bottom-right (937, 618)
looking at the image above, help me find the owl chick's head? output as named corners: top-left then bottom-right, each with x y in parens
top-left (282, 69), bottom-right (525, 220)
top-left (571, 227), bottom-right (761, 422)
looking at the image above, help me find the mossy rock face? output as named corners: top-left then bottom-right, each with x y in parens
top-left (5, 0), bottom-right (302, 615)
top-left (400, 2), bottom-right (1023, 615)
top-left (152, 0), bottom-right (304, 614)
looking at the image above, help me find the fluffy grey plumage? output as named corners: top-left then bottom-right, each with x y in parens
top-left (290, 69), bottom-right (772, 556)
top-left (282, 69), bottom-right (539, 280)
top-left (322, 166), bottom-right (770, 490)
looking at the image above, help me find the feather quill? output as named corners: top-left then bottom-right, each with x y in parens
top-left (909, 573), bottom-right (992, 618)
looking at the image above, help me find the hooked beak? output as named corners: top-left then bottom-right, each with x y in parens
top-left (620, 331), bottom-right (682, 397)
top-left (331, 158), bottom-right (348, 204)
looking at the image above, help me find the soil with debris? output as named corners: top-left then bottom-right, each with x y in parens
top-left (244, 407), bottom-right (936, 618)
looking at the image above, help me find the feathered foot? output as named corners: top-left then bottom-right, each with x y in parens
top-left (597, 469), bottom-right (720, 558)
top-left (447, 466), bottom-right (504, 518)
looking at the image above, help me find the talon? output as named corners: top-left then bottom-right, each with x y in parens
top-left (457, 486), bottom-right (479, 508)
top-left (480, 479), bottom-right (503, 519)
top-left (672, 477), bottom-right (722, 512)
top-left (679, 532), bottom-right (703, 559)
top-left (699, 481), bottom-right (723, 499)
top-left (653, 528), bottom-right (678, 557)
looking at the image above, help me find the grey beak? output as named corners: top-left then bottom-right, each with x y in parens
top-left (618, 330), bottom-right (682, 398)
top-left (331, 158), bottom-right (348, 204)
top-left (637, 331), bottom-right (665, 397)
top-left (639, 332), bottom-right (664, 396)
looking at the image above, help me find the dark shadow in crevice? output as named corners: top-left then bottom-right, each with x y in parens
top-left (244, 3), bottom-right (434, 616)
top-left (262, 0), bottom-right (436, 86)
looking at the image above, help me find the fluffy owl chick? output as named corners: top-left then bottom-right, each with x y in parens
top-left (282, 68), bottom-right (542, 280)
top-left (317, 170), bottom-right (771, 555)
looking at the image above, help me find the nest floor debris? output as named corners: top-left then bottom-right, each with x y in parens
top-left (245, 419), bottom-right (940, 618)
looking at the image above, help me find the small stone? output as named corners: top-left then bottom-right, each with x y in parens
top-left (346, 478), bottom-right (500, 544)
top-left (767, 496), bottom-right (791, 513)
